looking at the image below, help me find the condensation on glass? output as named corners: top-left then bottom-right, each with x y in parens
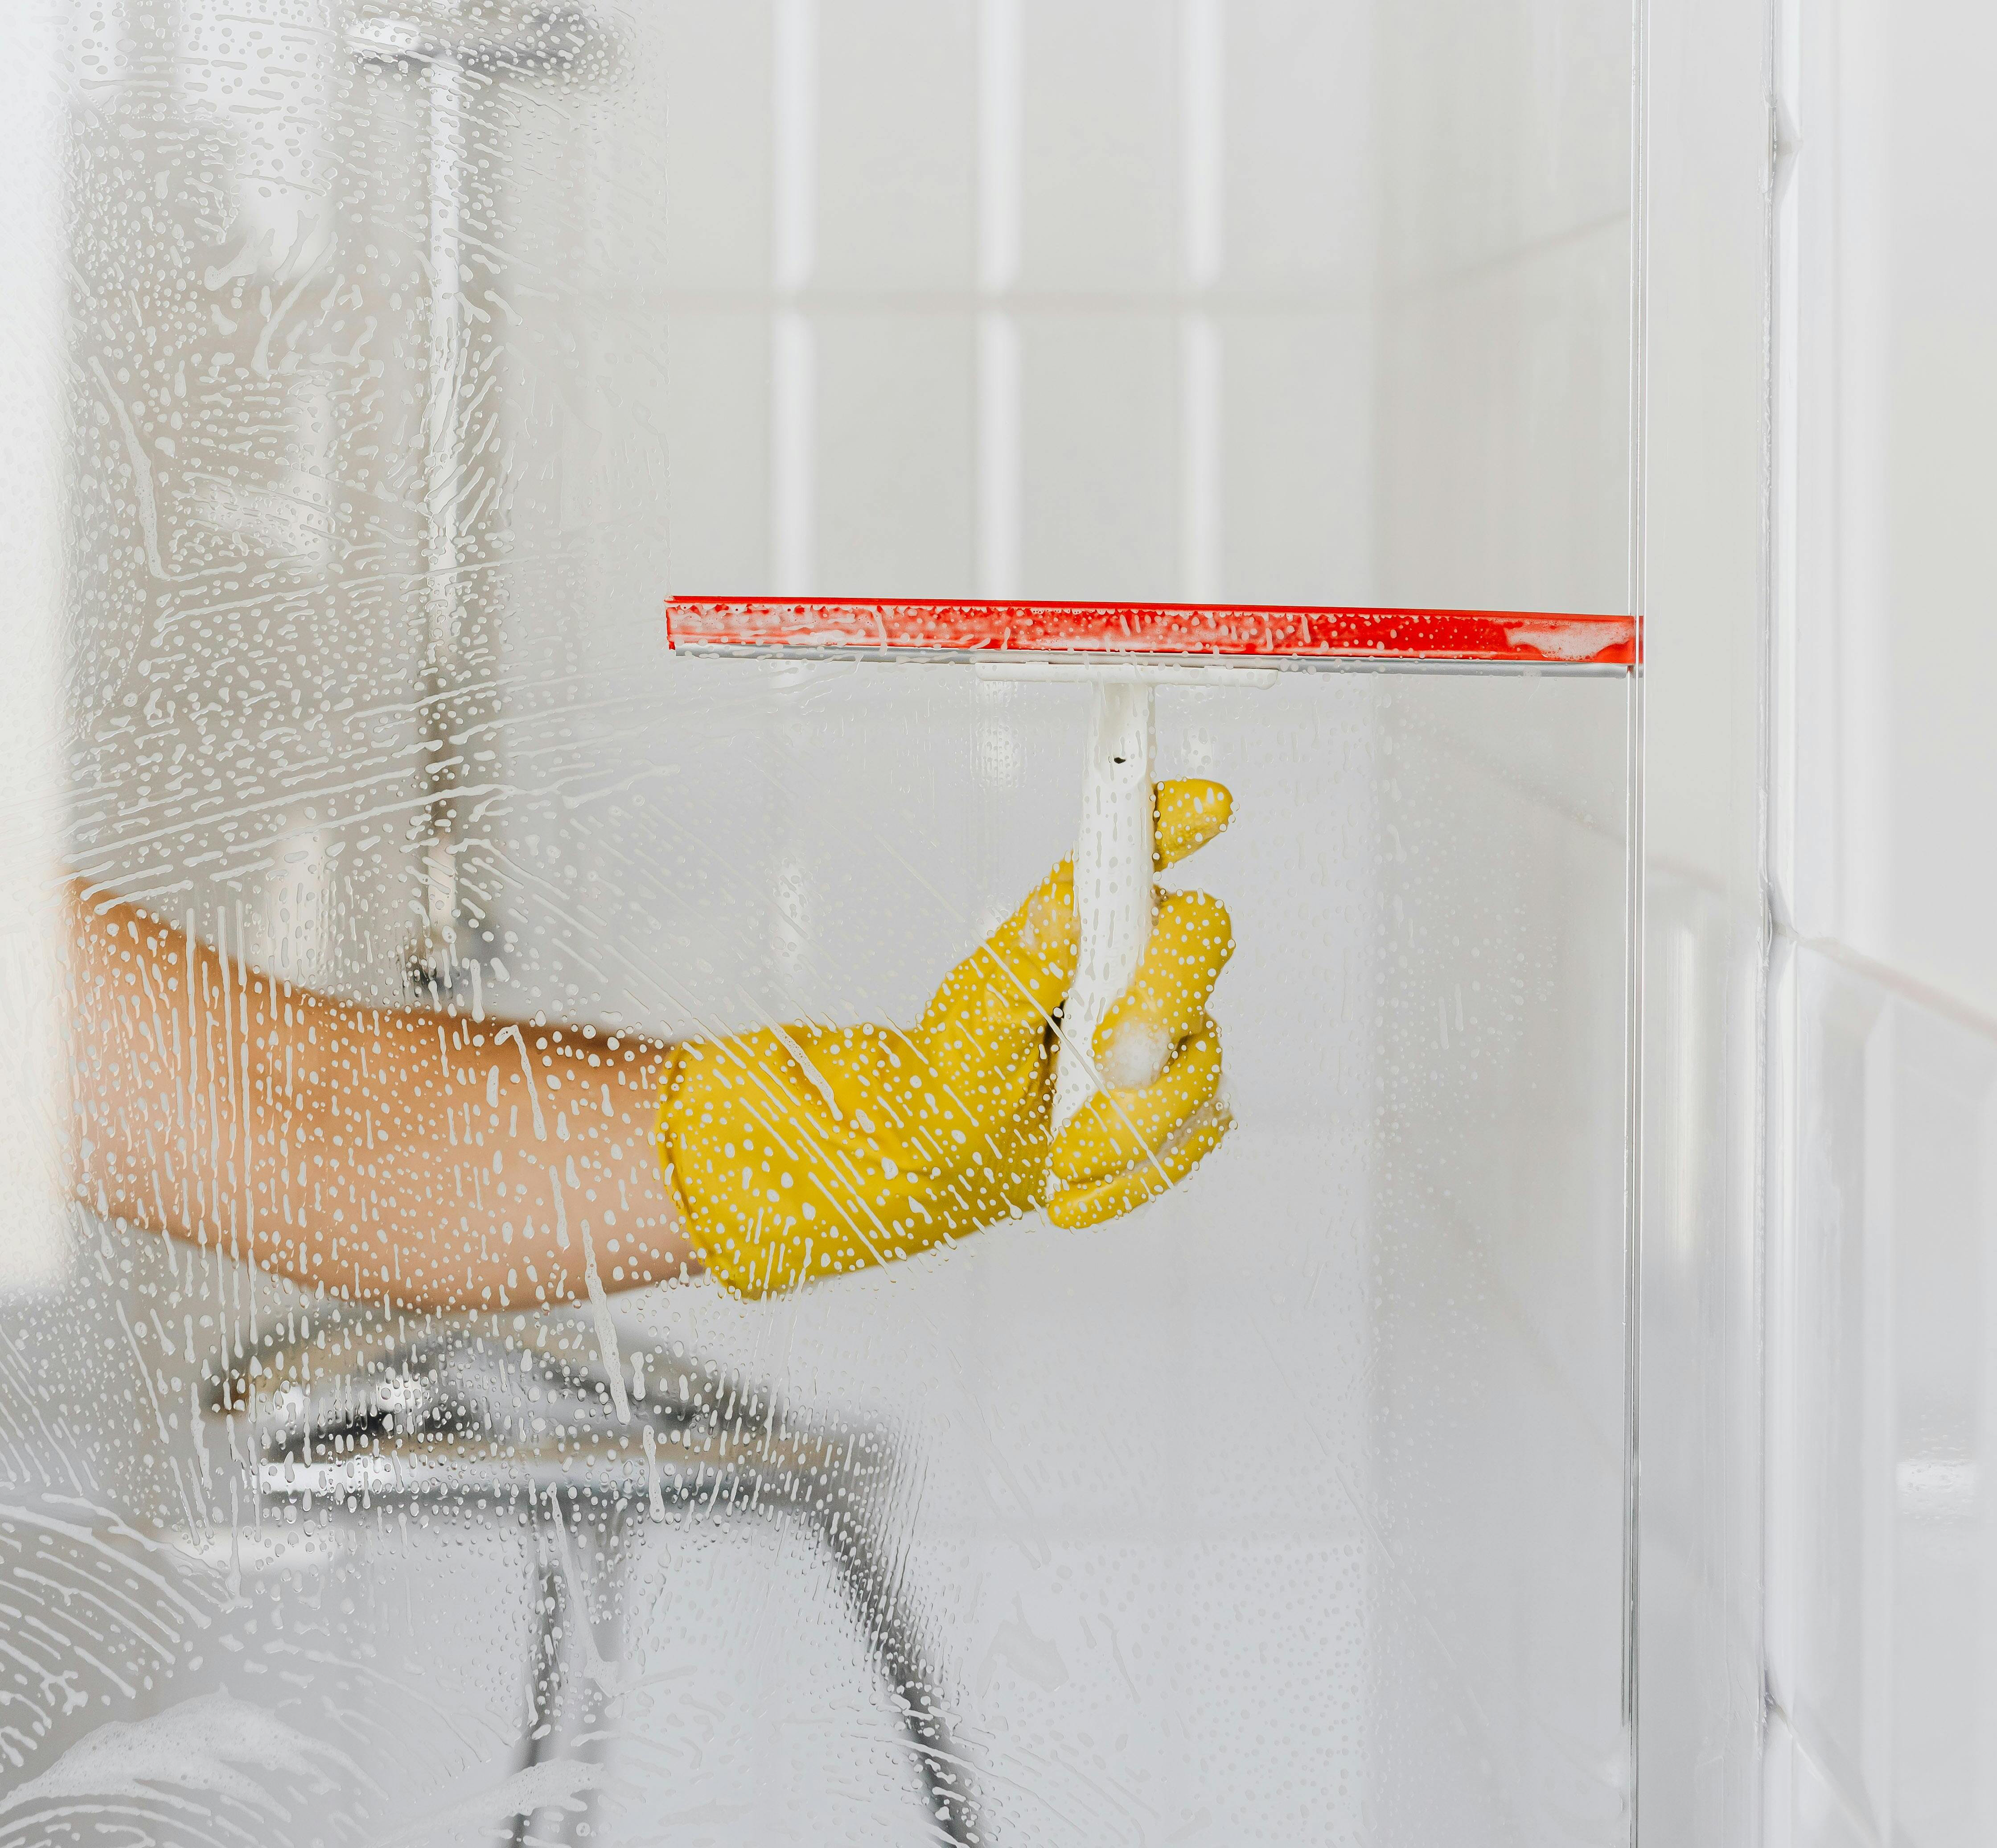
top-left (0, 3), bottom-right (1640, 1844)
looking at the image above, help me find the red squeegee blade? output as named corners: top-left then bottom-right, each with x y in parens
top-left (666, 597), bottom-right (1638, 668)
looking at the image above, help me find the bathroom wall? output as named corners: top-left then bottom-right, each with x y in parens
top-left (1764, 3), bottom-right (1997, 1843)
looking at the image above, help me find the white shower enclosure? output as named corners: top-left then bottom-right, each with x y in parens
top-left (0, 3), bottom-right (1645, 1843)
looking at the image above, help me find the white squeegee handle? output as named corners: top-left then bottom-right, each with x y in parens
top-left (970, 659), bottom-right (1273, 1144)
top-left (1050, 681), bottom-right (1158, 1134)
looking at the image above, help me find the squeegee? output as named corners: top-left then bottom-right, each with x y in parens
top-left (665, 597), bottom-right (1638, 1144)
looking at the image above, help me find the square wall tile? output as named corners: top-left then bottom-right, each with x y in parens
top-left (1221, 0), bottom-right (1377, 298)
top-left (1777, 946), bottom-right (1997, 1848)
top-left (1765, 1709), bottom-right (1882, 1848)
top-left (1374, 0), bottom-right (1631, 289)
top-left (658, 0), bottom-right (776, 291)
top-left (1017, 312), bottom-right (1177, 600)
top-left (1375, 217), bottom-right (1630, 614)
top-left (1781, 951), bottom-right (1892, 1831)
top-left (1217, 310), bottom-right (1373, 602)
top-left (1774, 0), bottom-right (1997, 1019)
top-left (1886, 1003), bottom-right (1995, 1847)
top-left (814, 0), bottom-right (977, 291)
top-left (661, 309), bottom-right (772, 593)
top-left (1018, 0), bottom-right (1177, 292)
top-left (812, 311), bottom-right (976, 595)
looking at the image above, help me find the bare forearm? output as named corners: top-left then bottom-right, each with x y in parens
top-left (65, 883), bottom-right (699, 1312)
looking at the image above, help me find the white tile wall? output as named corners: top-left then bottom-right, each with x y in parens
top-left (1374, 0), bottom-right (1632, 290)
top-left (657, 310), bottom-right (773, 593)
top-left (1216, 312), bottom-right (1373, 603)
top-left (1764, 1710), bottom-right (1881, 1848)
top-left (1773, 0), bottom-right (1997, 1018)
top-left (1768, 4), bottom-right (1997, 1844)
top-left (650, 0), bottom-right (1626, 613)
top-left (655, 4), bottom-right (775, 292)
top-left (1015, 312), bottom-right (1179, 600)
top-left (1377, 218), bottom-right (1631, 612)
top-left (812, 312), bottom-right (977, 594)
top-left (1767, 946), bottom-right (1997, 1848)
top-left (1362, 679), bottom-right (1632, 1843)
top-left (1372, 0), bottom-right (1633, 616)
top-left (1015, 0), bottom-right (1178, 293)
top-left (813, 0), bottom-right (977, 292)
top-left (1218, 3), bottom-right (1375, 298)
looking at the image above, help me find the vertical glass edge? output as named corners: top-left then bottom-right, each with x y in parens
top-left (1625, 0), bottom-right (1651, 1836)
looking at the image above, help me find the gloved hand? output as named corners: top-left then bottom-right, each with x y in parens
top-left (655, 780), bottom-right (1237, 1296)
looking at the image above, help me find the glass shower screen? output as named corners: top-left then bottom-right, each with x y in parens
top-left (1, 2), bottom-right (1641, 1844)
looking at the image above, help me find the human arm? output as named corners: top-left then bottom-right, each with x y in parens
top-left (63, 881), bottom-right (698, 1315)
top-left (64, 781), bottom-right (1237, 1310)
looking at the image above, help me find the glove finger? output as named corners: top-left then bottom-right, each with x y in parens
top-left (1092, 890), bottom-right (1234, 1087)
top-left (1047, 1017), bottom-right (1222, 1190)
top-left (1154, 778), bottom-right (1232, 871)
top-left (1048, 1019), bottom-right (1222, 1189)
top-left (914, 860), bottom-right (1077, 1124)
top-left (920, 857), bottom-right (1077, 1035)
top-left (1044, 1098), bottom-right (1234, 1229)
top-left (916, 779), bottom-right (1225, 1067)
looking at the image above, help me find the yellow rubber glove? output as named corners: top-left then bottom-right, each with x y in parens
top-left (656, 780), bottom-right (1237, 1296)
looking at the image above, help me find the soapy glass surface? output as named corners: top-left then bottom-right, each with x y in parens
top-left (1, 1), bottom-right (1637, 1842)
